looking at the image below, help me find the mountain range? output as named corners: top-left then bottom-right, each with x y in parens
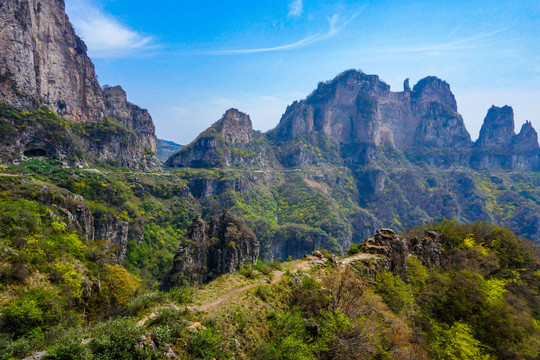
top-left (0, 0), bottom-right (538, 261)
top-left (1, 2), bottom-right (539, 359)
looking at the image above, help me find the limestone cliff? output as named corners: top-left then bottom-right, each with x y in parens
top-left (472, 106), bottom-right (539, 170)
top-left (0, 0), bottom-right (104, 122)
top-left (0, 0), bottom-right (158, 169)
top-left (36, 185), bottom-right (136, 263)
top-left (268, 70), bottom-right (471, 166)
top-left (166, 211), bottom-right (260, 286)
top-left (166, 109), bottom-right (276, 168)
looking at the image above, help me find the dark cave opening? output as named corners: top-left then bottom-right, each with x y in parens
top-left (23, 148), bottom-right (47, 157)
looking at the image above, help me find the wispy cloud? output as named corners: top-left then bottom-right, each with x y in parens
top-left (288, 0), bottom-right (303, 17)
top-left (65, 0), bottom-right (154, 58)
top-left (207, 5), bottom-right (367, 55)
top-left (376, 28), bottom-right (507, 54)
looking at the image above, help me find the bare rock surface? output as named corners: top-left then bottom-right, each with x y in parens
top-left (0, 0), bottom-right (158, 169)
top-left (166, 211), bottom-right (260, 286)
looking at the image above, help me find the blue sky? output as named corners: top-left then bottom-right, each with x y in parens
top-left (65, 0), bottom-right (540, 144)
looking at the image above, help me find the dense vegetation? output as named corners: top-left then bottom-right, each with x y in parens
top-left (0, 107), bottom-right (538, 359)
top-left (1, 213), bottom-right (538, 359)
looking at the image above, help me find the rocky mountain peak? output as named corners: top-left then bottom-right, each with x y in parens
top-left (404, 78), bottom-right (412, 92)
top-left (513, 120), bottom-right (539, 152)
top-left (269, 71), bottom-right (470, 167)
top-left (166, 108), bottom-right (275, 168)
top-left (213, 108), bottom-right (253, 144)
top-left (412, 76), bottom-right (457, 111)
top-left (476, 105), bottom-right (515, 148)
top-left (307, 70), bottom-right (390, 106)
top-left (103, 85), bottom-right (128, 105)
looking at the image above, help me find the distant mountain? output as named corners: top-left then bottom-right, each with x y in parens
top-left (167, 70), bottom-right (539, 249)
top-left (157, 139), bottom-right (183, 162)
top-left (165, 108), bottom-right (277, 168)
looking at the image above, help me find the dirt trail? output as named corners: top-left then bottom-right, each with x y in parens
top-left (341, 252), bottom-right (379, 265)
top-left (199, 283), bottom-right (257, 311)
top-left (195, 253), bottom-right (379, 313)
top-left (197, 262), bottom-right (314, 312)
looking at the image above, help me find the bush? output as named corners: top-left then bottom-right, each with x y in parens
top-left (187, 327), bottom-right (230, 359)
top-left (1, 288), bottom-right (63, 337)
top-left (167, 287), bottom-right (193, 304)
top-left (100, 264), bottom-right (141, 308)
top-left (347, 243), bottom-right (360, 256)
top-left (375, 272), bottom-right (414, 315)
top-left (429, 322), bottom-right (490, 360)
top-left (89, 318), bottom-right (158, 360)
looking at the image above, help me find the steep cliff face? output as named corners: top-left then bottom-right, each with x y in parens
top-left (476, 106), bottom-right (515, 148)
top-left (0, 0), bottom-right (158, 169)
top-left (36, 184), bottom-right (136, 263)
top-left (268, 70), bottom-right (470, 166)
top-left (166, 109), bottom-right (276, 168)
top-left (472, 106), bottom-right (539, 170)
top-left (513, 121), bottom-right (539, 152)
top-left (0, 0), bottom-right (104, 122)
top-left (166, 211), bottom-right (260, 286)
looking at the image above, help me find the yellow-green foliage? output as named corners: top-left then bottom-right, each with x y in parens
top-left (429, 322), bottom-right (491, 360)
top-left (52, 262), bottom-right (83, 300)
top-left (101, 264), bottom-right (141, 307)
top-left (375, 272), bottom-right (414, 315)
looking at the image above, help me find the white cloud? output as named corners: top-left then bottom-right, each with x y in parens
top-left (288, 0), bottom-right (303, 17)
top-left (208, 5), bottom-right (367, 55)
top-left (65, 0), bottom-right (153, 58)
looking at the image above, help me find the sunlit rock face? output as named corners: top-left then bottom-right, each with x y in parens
top-left (166, 108), bottom-right (277, 168)
top-left (268, 70), bottom-right (470, 166)
top-left (0, 0), bottom-right (105, 122)
top-left (0, 0), bottom-right (158, 168)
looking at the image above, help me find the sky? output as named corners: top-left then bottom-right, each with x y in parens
top-left (64, 0), bottom-right (540, 144)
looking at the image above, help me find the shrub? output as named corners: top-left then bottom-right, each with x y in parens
top-left (375, 272), bottom-right (414, 315)
top-left (1, 288), bottom-right (63, 337)
top-left (167, 286), bottom-right (193, 304)
top-left (187, 327), bottom-right (230, 359)
top-left (126, 292), bottom-right (167, 316)
top-left (89, 318), bottom-right (158, 360)
top-left (100, 264), bottom-right (141, 308)
top-left (429, 322), bottom-right (491, 360)
top-left (347, 243), bottom-right (360, 256)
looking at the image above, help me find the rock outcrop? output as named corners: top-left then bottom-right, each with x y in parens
top-left (166, 211), bottom-right (260, 286)
top-left (472, 106), bottom-right (539, 170)
top-left (36, 185), bottom-right (135, 262)
top-left (166, 109), bottom-right (276, 168)
top-left (0, 0), bottom-right (158, 169)
top-left (361, 228), bottom-right (442, 281)
top-left (476, 106), bottom-right (515, 148)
